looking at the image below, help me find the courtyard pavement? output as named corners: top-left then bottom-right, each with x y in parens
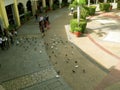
top-left (0, 6), bottom-right (120, 90)
top-left (66, 9), bottom-right (120, 70)
top-left (0, 8), bottom-right (72, 90)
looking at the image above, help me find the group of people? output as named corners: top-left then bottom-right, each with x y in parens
top-left (0, 29), bottom-right (17, 50)
top-left (37, 14), bottom-right (50, 37)
top-left (39, 15), bottom-right (50, 37)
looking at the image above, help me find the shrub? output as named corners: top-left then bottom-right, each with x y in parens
top-left (99, 3), bottom-right (111, 12)
top-left (73, 7), bottom-right (89, 19)
top-left (70, 19), bottom-right (87, 33)
top-left (74, 27), bottom-right (82, 32)
top-left (73, 12), bottom-right (77, 18)
top-left (88, 6), bottom-right (96, 15)
top-left (80, 6), bottom-right (89, 19)
top-left (79, 19), bottom-right (87, 33)
top-left (70, 19), bottom-right (78, 32)
top-left (7, 24), bottom-right (17, 31)
top-left (52, 4), bottom-right (58, 10)
top-left (99, 3), bottom-right (104, 11)
top-left (117, 1), bottom-right (120, 10)
top-left (104, 3), bottom-right (110, 12)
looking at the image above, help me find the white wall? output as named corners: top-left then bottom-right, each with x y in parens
top-left (4, 0), bottom-right (14, 6)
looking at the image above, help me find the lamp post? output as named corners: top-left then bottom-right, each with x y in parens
top-left (59, 0), bottom-right (62, 8)
top-left (77, 0), bottom-right (80, 22)
top-left (68, 0), bottom-right (71, 3)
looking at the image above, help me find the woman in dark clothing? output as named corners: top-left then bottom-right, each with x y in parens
top-left (39, 20), bottom-right (45, 37)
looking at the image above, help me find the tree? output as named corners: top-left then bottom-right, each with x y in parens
top-left (71, 0), bottom-right (86, 22)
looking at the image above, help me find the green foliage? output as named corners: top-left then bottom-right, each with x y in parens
top-left (73, 12), bottom-right (77, 18)
top-left (99, 3), bottom-right (111, 12)
top-left (69, 3), bottom-right (77, 9)
top-left (99, 3), bottom-right (104, 11)
top-left (117, 1), bottom-right (120, 9)
top-left (70, 19), bottom-right (78, 32)
top-left (74, 27), bottom-right (81, 32)
top-left (104, 3), bottom-right (111, 12)
top-left (79, 19), bottom-right (87, 33)
top-left (70, 19), bottom-right (87, 33)
top-left (52, 4), bottom-right (59, 10)
top-left (73, 7), bottom-right (89, 19)
top-left (7, 24), bottom-right (17, 31)
top-left (80, 6), bottom-right (89, 19)
top-left (71, 0), bottom-right (86, 6)
top-left (75, 0), bottom-right (86, 5)
top-left (88, 6), bottom-right (96, 15)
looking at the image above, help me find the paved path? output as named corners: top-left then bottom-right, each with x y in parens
top-left (65, 9), bottom-right (120, 90)
top-left (0, 8), bottom-right (71, 90)
top-left (0, 7), bottom-right (120, 90)
top-left (44, 8), bottom-right (107, 90)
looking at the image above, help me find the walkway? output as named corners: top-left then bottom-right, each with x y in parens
top-left (0, 7), bottom-right (120, 90)
top-left (0, 8), bottom-right (71, 90)
top-left (65, 9), bottom-right (120, 90)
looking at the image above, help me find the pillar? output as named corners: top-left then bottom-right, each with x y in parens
top-left (88, 0), bottom-right (90, 7)
top-left (0, 0), bottom-right (9, 28)
top-left (49, 0), bottom-right (53, 9)
top-left (59, 0), bottom-right (62, 8)
top-left (13, 0), bottom-right (21, 26)
top-left (42, 0), bottom-right (46, 7)
top-left (114, 0), bottom-right (116, 3)
top-left (104, 0), bottom-right (107, 3)
top-left (96, 0), bottom-right (98, 4)
top-left (32, 0), bottom-right (38, 15)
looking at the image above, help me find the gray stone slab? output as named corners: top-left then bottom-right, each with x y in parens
top-left (22, 78), bottom-right (72, 90)
top-left (0, 37), bottom-right (51, 83)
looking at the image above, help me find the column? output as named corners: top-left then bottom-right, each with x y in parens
top-left (96, 0), bottom-right (98, 4)
top-left (49, 0), bottom-right (53, 9)
top-left (32, 0), bottom-right (38, 15)
top-left (88, 0), bottom-right (90, 7)
top-left (59, 0), bottom-right (62, 8)
top-left (104, 0), bottom-right (107, 3)
top-left (13, 0), bottom-right (21, 26)
top-left (114, 0), bottom-right (116, 3)
top-left (0, 0), bottom-right (9, 28)
top-left (42, 0), bottom-right (46, 7)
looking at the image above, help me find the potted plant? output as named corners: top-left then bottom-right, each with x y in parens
top-left (110, 4), bottom-right (112, 11)
top-left (74, 27), bottom-right (82, 37)
top-left (70, 19), bottom-right (78, 33)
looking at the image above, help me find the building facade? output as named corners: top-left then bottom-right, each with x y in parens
top-left (0, 0), bottom-right (66, 35)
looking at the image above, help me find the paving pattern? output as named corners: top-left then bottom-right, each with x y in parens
top-left (0, 8), bottom-right (72, 90)
top-left (2, 67), bottom-right (56, 90)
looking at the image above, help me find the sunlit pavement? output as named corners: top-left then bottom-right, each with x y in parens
top-left (0, 6), bottom-right (120, 90)
top-left (0, 8), bottom-right (72, 90)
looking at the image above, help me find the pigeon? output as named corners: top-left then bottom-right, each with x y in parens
top-left (52, 51), bottom-right (54, 54)
top-left (72, 70), bottom-right (75, 73)
top-left (75, 61), bottom-right (77, 63)
top-left (83, 69), bottom-right (86, 73)
top-left (57, 70), bottom-right (60, 75)
top-left (49, 56), bottom-right (51, 58)
top-left (54, 55), bottom-right (57, 57)
top-left (65, 54), bottom-right (67, 57)
top-left (55, 62), bottom-right (57, 64)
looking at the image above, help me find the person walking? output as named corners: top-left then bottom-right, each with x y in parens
top-left (39, 20), bottom-right (45, 38)
top-left (0, 36), bottom-right (3, 50)
top-left (44, 14), bottom-right (50, 29)
top-left (35, 13), bottom-right (38, 21)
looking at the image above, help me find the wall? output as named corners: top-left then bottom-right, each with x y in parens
top-left (17, 0), bottom-right (28, 12)
top-left (4, 0), bottom-right (14, 6)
